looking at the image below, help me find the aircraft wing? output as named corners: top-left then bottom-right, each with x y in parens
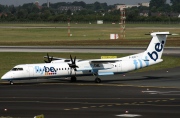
top-left (90, 59), bottom-right (120, 75)
top-left (90, 60), bottom-right (119, 63)
top-left (76, 59), bottom-right (120, 76)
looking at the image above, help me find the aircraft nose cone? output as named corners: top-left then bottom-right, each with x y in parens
top-left (1, 74), bottom-right (7, 80)
top-left (1, 75), bottom-right (5, 80)
top-left (1, 73), bottom-right (11, 80)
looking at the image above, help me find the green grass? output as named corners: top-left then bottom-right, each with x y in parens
top-left (0, 25), bottom-right (179, 45)
top-left (0, 52), bottom-right (179, 77)
top-left (0, 23), bottom-right (179, 46)
top-left (0, 22), bottom-right (180, 27)
top-left (0, 26), bottom-right (120, 41)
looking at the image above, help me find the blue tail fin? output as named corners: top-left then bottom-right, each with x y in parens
top-left (143, 32), bottom-right (170, 61)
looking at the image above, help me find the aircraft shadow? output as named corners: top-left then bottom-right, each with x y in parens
top-left (0, 76), bottom-right (169, 85)
top-left (101, 76), bottom-right (168, 83)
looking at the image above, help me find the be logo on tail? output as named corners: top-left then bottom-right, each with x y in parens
top-left (147, 41), bottom-right (165, 61)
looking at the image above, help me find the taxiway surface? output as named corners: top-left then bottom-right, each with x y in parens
top-left (0, 67), bottom-right (180, 118)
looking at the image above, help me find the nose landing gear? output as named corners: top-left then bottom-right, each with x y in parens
top-left (9, 80), bottom-right (14, 85)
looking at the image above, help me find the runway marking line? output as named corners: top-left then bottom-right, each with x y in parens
top-left (155, 100), bottom-right (160, 102)
top-left (90, 106), bottom-right (97, 108)
top-left (162, 100), bottom-right (167, 102)
top-left (169, 98), bottom-right (175, 101)
top-left (82, 107), bottom-right (88, 109)
top-left (107, 105), bottom-right (113, 107)
top-left (116, 104), bottom-right (121, 106)
top-left (98, 105), bottom-right (105, 107)
top-left (147, 101), bottom-right (153, 103)
top-left (63, 98), bottom-right (177, 111)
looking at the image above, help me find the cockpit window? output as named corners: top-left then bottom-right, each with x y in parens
top-left (11, 68), bottom-right (23, 71)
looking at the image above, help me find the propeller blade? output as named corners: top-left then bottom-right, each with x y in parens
top-left (74, 56), bottom-right (76, 64)
top-left (44, 53), bottom-right (53, 63)
top-left (68, 55), bottom-right (78, 71)
top-left (70, 55), bottom-right (73, 63)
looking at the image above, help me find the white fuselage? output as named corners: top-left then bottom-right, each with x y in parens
top-left (1, 57), bottom-right (163, 81)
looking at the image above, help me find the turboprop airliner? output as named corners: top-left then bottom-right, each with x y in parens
top-left (1, 32), bottom-right (174, 85)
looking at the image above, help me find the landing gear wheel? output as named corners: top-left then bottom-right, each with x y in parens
top-left (95, 78), bottom-right (101, 83)
top-left (71, 76), bottom-right (77, 82)
top-left (9, 81), bottom-right (14, 85)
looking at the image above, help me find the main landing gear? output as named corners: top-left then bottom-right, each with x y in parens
top-left (93, 73), bottom-right (101, 83)
top-left (70, 75), bottom-right (102, 83)
top-left (71, 76), bottom-right (77, 82)
top-left (95, 77), bottom-right (101, 83)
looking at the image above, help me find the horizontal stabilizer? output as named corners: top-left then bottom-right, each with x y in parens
top-left (145, 32), bottom-right (178, 36)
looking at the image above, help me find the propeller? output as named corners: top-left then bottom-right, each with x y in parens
top-left (68, 55), bottom-right (78, 71)
top-left (44, 53), bottom-right (53, 63)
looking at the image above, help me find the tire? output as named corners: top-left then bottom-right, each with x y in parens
top-left (71, 76), bottom-right (77, 82)
top-left (95, 78), bottom-right (101, 83)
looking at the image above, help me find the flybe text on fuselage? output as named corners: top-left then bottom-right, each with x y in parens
top-left (148, 41), bottom-right (165, 61)
top-left (35, 66), bottom-right (57, 75)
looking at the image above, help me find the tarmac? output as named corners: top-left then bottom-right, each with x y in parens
top-left (0, 66), bottom-right (180, 118)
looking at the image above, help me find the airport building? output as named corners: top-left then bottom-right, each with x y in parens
top-left (138, 3), bottom-right (150, 7)
top-left (116, 2), bottom-right (149, 10)
top-left (59, 6), bottom-right (84, 12)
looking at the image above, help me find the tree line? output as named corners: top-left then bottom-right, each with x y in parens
top-left (0, 0), bottom-right (179, 22)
